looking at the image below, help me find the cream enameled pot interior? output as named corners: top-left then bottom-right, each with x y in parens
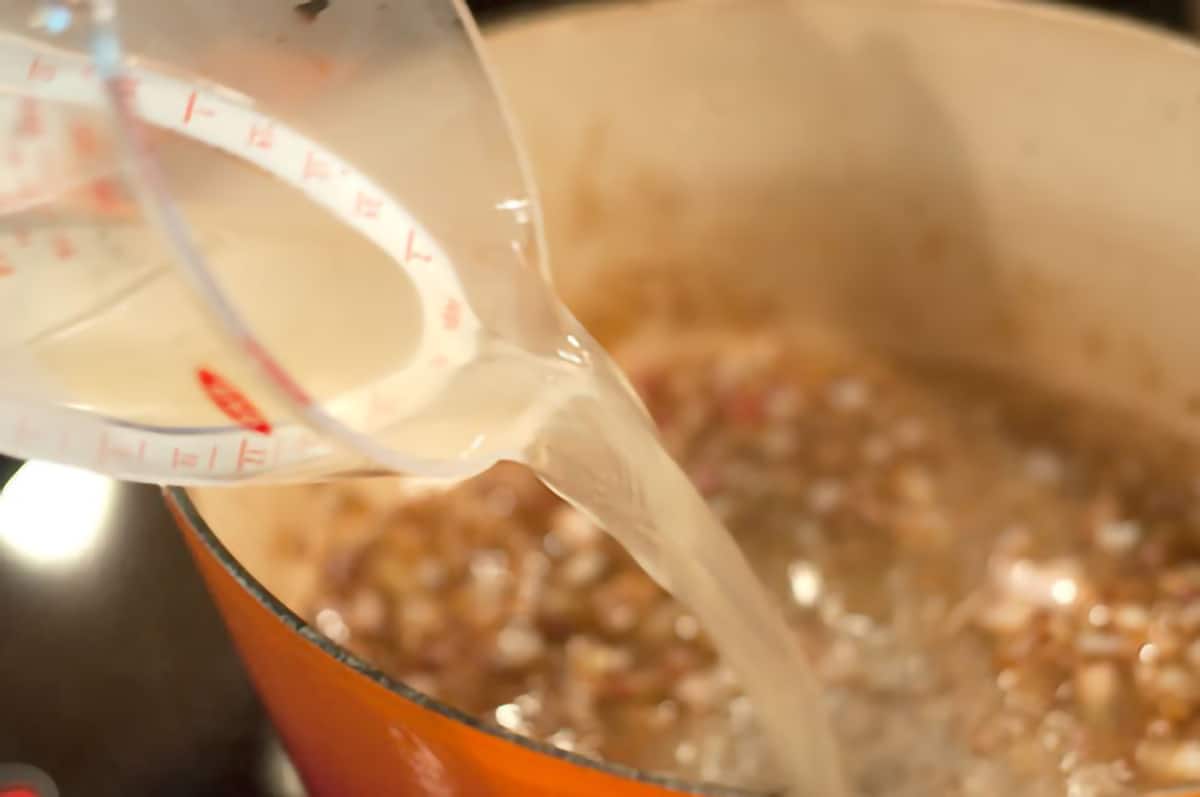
top-left (194, 0), bottom-right (1200, 732)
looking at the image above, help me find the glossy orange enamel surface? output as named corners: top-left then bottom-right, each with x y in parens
top-left (169, 493), bottom-right (696, 797)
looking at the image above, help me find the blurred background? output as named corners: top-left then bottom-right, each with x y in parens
top-left (0, 1), bottom-right (1197, 795)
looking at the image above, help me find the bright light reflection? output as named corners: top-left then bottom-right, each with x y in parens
top-left (495, 703), bottom-right (523, 731)
top-left (0, 461), bottom-right (116, 566)
top-left (1049, 577), bottom-right (1078, 606)
top-left (788, 560), bottom-right (823, 607)
top-left (556, 349), bottom-right (584, 366)
top-left (259, 733), bottom-right (305, 797)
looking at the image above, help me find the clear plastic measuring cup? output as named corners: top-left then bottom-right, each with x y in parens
top-left (0, 0), bottom-right (583, 484)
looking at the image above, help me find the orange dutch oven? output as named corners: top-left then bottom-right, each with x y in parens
top-left (170, 1), bottom-right (1200, 794)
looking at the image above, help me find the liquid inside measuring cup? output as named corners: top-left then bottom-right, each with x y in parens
top-left (0, 15), bottom-right (847, 797)
top-left (0, 34), bottom-right (559, 482)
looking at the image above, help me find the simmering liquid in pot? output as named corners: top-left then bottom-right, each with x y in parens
top-left (267, 315), bottom-right (1200, 796)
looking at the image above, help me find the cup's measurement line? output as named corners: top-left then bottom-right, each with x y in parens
top-left (237, 436), bottom-right (272, 472)
top-left (170, 446), bottom-right (200, 470)
top-left (0, 400), bottom-right (333, 482)
top-left (180, 90), bottom-right (215, 125)
top-left (96, 431), bottom-right (146, 468)
top-left (301, 151), bottom-right (329, 181)
top-left (246, 122), bottom-right (274, 150)
top-left (404, 228), bottom-right (433, 266)
top-left (0, 367), bottom-right (398, 481)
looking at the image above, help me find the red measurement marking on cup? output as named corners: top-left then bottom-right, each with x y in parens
top-left (354, 192), bottom-right (381, 218)
top-left (196, 367), bottom-right (272, 435)
top-left (247, 123), bottom-right (274, 149)
top-left (442, 299), bottom-right (461, 331)
top-left (403, 229), bottom-right (432, 265)
top-left (236, 436), bottom-right (272, 473)
top-left (171, 445), bottom-right (220, 473)
top-left (302, 151), bottom-right (329, 180)
top-left (171, 447), bottom-right (199, 470)
top-left (0, 254), bottom-right (12, 278)
top-left (181, 91), bottom-right (215, 125)
top-left (96, 433), bottom-right (146, 467)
